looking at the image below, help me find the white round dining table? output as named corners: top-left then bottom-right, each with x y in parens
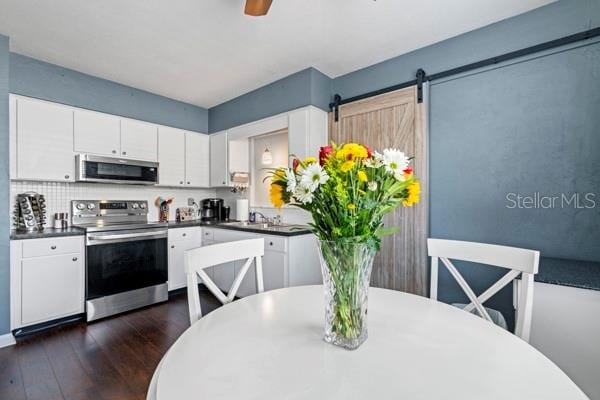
top-left (155, 285), bottom-right (587, 400)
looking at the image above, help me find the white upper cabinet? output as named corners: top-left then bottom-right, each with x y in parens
top-left (15, 97), bottom-right (75, 182)
top-left (210, 130), bottom-right (229, 187)
top-left (120, 119), bottom-right (158, 161)
top-left (185, 132), bottom-right (210, 187)
top-left (288, 107), bottom-right (328, 165)
top-left (158, 126), bottom-right (186, 186)
top-left (74, 109), bottom-right (121, 156)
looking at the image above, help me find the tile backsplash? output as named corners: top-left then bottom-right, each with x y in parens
top-left (10, 181), bottom-right (217, 229)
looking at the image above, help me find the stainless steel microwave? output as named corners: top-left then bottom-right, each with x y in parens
top-left (76, 154), bottom-right (159, 185)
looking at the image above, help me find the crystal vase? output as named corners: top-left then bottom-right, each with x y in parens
top-left (317, 238), bottom-right (377, 350)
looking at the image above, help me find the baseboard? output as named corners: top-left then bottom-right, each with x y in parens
top-left (0, 333), bottom-right (16, 348)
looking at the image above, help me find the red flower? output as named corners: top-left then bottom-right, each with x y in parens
top-left (293, 159), bottom-right (300, 172)
top-left (319, 145), bottom-right (334, 166)
top-left (365, 145), bottom-right (373, 158)
top-left (403, 167), bottom-right (413, 175)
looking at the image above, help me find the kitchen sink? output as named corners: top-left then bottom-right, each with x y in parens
top-left (218, 221), bottom-right (310, 233)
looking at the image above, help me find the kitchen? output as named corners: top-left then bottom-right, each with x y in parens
top-left (1, 1), bottom-right (599, 399)
top-left (8, 93), bottom-right (326, 333)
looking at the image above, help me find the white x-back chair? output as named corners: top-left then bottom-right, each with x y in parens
top-left (427, 238), bottom-right (540, 342)
top-left (185, 238), bottom-right (265, 325)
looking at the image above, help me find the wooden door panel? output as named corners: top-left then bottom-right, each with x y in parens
top-left (329, 86), bottom-right (428, 295)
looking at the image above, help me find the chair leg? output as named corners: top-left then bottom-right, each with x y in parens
top-left (187, 272), bottom-right (202, 325)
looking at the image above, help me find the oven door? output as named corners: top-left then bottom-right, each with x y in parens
top-left (86, 229), bottom-right (168, 300)
top-left (77, 154), bottom-right (158, 185)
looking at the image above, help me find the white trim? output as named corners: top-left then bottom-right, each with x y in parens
top-left (0, 333), bottom-right (16, 348)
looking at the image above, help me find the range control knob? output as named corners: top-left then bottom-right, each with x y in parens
top-left (87, 203), bottom-right (96, 210)
top-left (131, 203), bottom-right (139, 209)
top-left (76, 203), bottom-right (86, 210)
top-left (140, 203), bottom-right (147, 209)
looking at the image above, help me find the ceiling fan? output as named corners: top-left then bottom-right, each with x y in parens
top-left (244, 0), bottom-right (273, 16)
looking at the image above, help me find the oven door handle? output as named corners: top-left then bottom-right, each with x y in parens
top-left (87, 230), bottom-right (167, 244)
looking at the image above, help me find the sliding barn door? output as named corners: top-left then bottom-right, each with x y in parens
top-left (329, 86), bottom-right (429, 295)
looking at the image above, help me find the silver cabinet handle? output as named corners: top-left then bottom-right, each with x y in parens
top-left (187, 181), bottom-right (191, 185)
top-left (64, 175), bottom-right (70, 179)
top-left (112, 150), bottom-right (117, 154)
top-left (269, 242), bottom-right (274, 246)
top-left (122, 151), bottom-right (127, 155)
top-left (180, 181), bottom-right (184, 184)
top-left (222, 181), bottom-right (225, 185)
top-left (182, 233), bottom-right (187, 237)
top-left (72, 257), bottom-right (78, 261)
top-left (171, 245), bottom-right (175, 249)
top-left (51, 245), bottom-right (57, 250)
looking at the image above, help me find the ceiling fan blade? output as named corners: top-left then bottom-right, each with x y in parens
top-left (244, 0), bottom-right (273, 16)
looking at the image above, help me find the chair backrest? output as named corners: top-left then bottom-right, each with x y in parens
top-left (427, 238), bottom-right (540, 342)
top-left (185, 238), bottom-right (265, 325)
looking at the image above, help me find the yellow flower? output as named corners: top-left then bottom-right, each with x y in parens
top-left (273, 168), bottom-right (286, 180)
top-left (336, 143), bottom-right (368, 161)
top-left (347, 203), bottom-right (356, 210)
top-left (340, 160), bottom-right (355, 172)
top-left (357, 170), bottom-right (368, 182)
top-left (269, 183), bottom-right (285, 208)
top-left (303, 156), bottom-right (317, 165)
top-left (403, 181), bottom-right (421, 207)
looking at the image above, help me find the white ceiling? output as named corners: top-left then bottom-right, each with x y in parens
top-left (0, 0), bottom-right (553, 108)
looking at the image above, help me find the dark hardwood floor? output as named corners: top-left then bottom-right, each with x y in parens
top-left (0, 289), bottom-right (223, 400)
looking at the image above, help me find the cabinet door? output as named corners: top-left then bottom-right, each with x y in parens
top-left (235, 250), bottom-right (286, 297)
top-left (16, 97), bottom-right (75, 182)
top-left (185, 132), bottom-right (209, 187)
top-left (288, 108), bottom-right (309, 165)
top-left (158, 127), bottom-right (186, 186)
top-left (21, 254), bottom-right (84, 325)
top-left (74, 109), bottom-right (121, 156)
top-left (209, 131), bottom-right (229, 187)
top-left (168, 240), bottom-right (186, 291)
top-left (120, 119), bottom-right (158, 161)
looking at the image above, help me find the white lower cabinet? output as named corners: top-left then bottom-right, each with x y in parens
top-left (10, 237), bottom-right (85, 330)
top-left (168, 227), bottom-right (203, 291)
top-left (202, 228), bottom-right (321, 297)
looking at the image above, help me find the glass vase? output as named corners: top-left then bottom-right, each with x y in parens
top-left (317, 238), bottom-right (377, 350)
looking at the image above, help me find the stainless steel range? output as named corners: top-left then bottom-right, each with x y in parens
top-left (72, 200), bottom-right (168, 322)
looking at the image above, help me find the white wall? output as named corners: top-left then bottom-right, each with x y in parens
top-left (530, 282), bottom-right (600, 400)
top-left (10, 181), bottom-right (216, 226)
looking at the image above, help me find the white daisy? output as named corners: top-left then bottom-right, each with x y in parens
top-left (294, 184), bottom-right (314, 204)
top-left (300, 163), bottom-right (329, 192)
top-left (367, 181), bottom-right (378, 191)
top-left (365, 151), bottom-right (384, 168)
top-left (382, 149), bottom-right (409, 176)
top-left (284, 169), bottom-right (297, 193)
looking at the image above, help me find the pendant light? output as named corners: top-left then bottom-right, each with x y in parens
top-left (262, 147), bottom-right (273, 165)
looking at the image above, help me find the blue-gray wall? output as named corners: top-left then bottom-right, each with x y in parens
top-left (10, 54), bottom-right (209, 132)
top-left (0, 35), bottom-right (10, 335)
top-left (208, 67), bottom-right (330, 133)
top-left (331, 0), bottom-right (600, 98)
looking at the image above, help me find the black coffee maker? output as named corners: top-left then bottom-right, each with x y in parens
top-left (200, 198), bottom-right (230, 223)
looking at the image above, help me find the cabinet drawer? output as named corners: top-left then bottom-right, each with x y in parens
top-left (202, 229), bottom-right (215, 241)
top-left (169, 227), bottom-right (202, 243)
top-left (212, 229), bottom-right (287, 253)
top-left (22, 236), bottom-right (83, 258)
top-left (263, 236), bottom-right (287, 253)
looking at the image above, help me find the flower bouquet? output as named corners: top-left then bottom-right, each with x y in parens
top-left (268, 143), bottom-right (420, 349)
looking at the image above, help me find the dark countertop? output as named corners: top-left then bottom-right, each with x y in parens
top-left (167, 220), bottom-right (313, 237)
top-left (10, 227), bottom-right (85, 240)
top-left (536, 257), bottom-right (600, 291)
